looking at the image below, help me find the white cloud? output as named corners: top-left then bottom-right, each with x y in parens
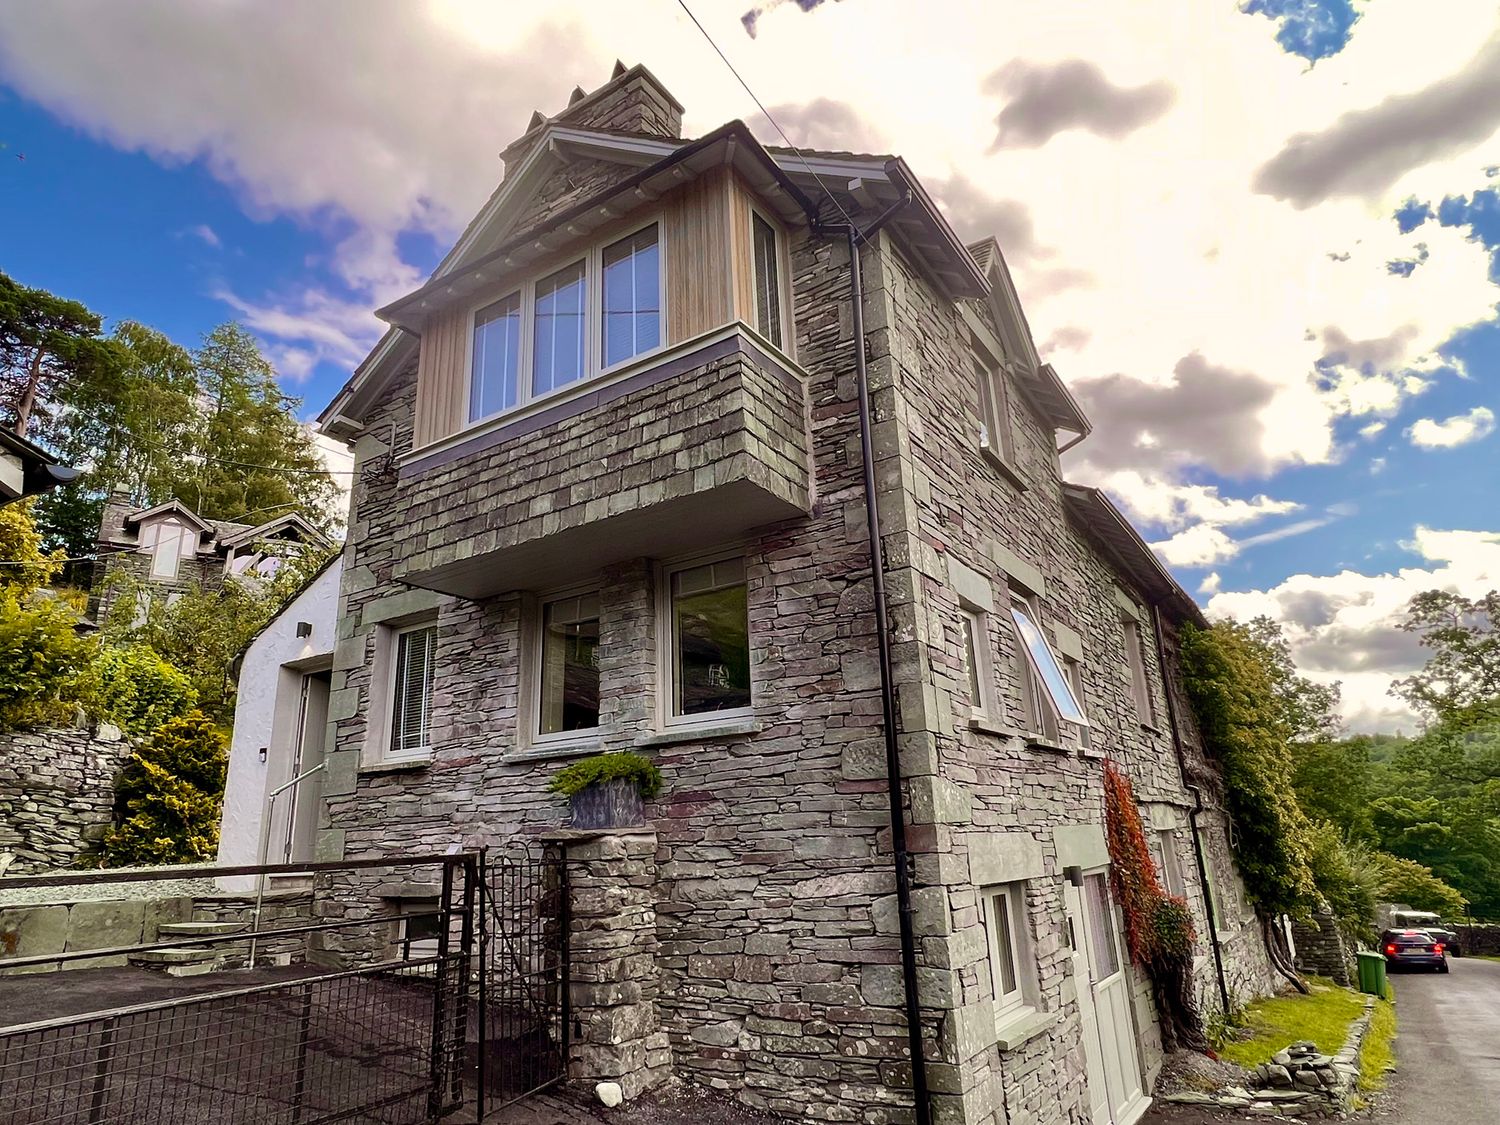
top-left (1407, 405), bottom-right (1496, 449)
top-left (187, 223), bottom-right (220, 248)
top-left (1208, 525), bottom-right (1500, 732)
top-left (1154, 523), bottom-right (1240, 567)
top-left (1198, 571), bottom-right (1222, 596)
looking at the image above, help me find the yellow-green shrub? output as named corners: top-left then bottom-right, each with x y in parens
top-left (78, 644), bottom-right (197, 739)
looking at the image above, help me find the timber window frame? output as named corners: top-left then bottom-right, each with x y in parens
top-left (961, 606), bottom-right (999, 723)
top-left (1007, 588), bottom-right (1087, 742)
top-left (461, 217), bottom-right (667, 428)
top-left (658, 552), bottom-right (753, 729)
top-left (531, 588), bottom-right (603, 749)
top-left (1122, 615), bottom-right (1158, 727)
top-left (981, 881), bottom-right (1037, 1027)
top-left (747, 204), bottom-right (792, 352)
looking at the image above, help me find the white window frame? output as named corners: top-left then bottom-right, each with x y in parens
top-left (981, 881), bottom-right (1034, 1025)
top-left (747, 203), bottom-right (793, 353)
top-left (1153, 830), bottom-right (1185, 898)
top-left (961, 606), bottom-right (998, 722)
top-left (975, 355), bottom-right (1018, 468)
top-left (530, 586), bottom-right (603, 751)
top-left (1062, 655), bottom-right (1094, 754)
top-left (1122, 615), bottom-right (1158, 727)
top-left (657, 551), bottom-right (754, 730)
top-left (461, 215), bottom-right (667, 428)
top-left (1007, 589), bottom-right (1087, 741)
top-left (384, 619), bottom-right (438, 762)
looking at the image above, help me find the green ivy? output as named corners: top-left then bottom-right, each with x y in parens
top-left (548, 751), bottom-right (663, 799)
top-left (1179, 621), bottom-right (1319, 918)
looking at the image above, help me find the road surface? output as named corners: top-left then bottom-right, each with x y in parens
top-left (1379, 955), bottom-right (1500, 1121)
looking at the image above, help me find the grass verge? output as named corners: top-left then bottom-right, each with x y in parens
top-left (1470, 953), bottom-right (1500, 963)
top-left (1358, 995), bottom-right (1397, 1093)
top-left (1217, 977), bottom-right (1366, 1070)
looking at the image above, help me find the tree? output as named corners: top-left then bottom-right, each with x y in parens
top-left (0, 499), bottom-right (63, 595)
top-left (78, 644), bottom-right (198, 740)
top-left (1292, 736), bottom-right (1376, 841)
top-left (1392, 590), bottom-right (1500, 726)
top-left (101, 709), bottom-right (227, 866)
top-left (172, 323), bottom-right (337, 529)
top-left (1246, 616), bottom-right (1343, 743)
top-left (0, 271), bottom-right (126, 440)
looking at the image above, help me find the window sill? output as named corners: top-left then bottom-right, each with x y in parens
top-left (969, 716), bottom-right (1028, 740)
top-left (980, 448), bottom-right (1028, 491)
top-left (503, 739), bottom-right (603, 765)
top-left (635, 717), bottom-right (762, 748)
top-left (1139, 721), bottom-right (1163, 736)
top-left (359, 756), bottom-right (432, 776)
top-left (993, 1007), bottom-right (1057, 1051)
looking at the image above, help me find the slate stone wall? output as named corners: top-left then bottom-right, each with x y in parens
top-left (0, 725), bottom-right (131, 873)
top-left (1293, 911), bottom-right (1353, 986)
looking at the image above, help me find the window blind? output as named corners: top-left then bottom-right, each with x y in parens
top-left (392, 625), bottom-right (436, 755)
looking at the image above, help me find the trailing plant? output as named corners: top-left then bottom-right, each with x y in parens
top-left (548, 751), bottom-right (663, 800)
top-left (1102, 761), bottom-right (1207, 1051)
top-left (101, 709), bottom-right (227, 866)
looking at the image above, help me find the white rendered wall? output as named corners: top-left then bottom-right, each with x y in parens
top-left (217, 558), bottom-right (342, 891)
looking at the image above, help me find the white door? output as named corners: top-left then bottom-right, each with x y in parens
top-left (1066, 870), bottom-right (1148, 1125)
top-left (283, 670), bottom-right (330, 863)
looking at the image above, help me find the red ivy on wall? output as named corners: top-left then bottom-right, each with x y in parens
top-left (1102, 760), bottom-right (1206, 1051)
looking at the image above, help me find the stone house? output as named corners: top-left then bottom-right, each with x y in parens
top-left (312, 63), bottom-right (1276, 1125)
top-left (90, 490), bottom-right (331, 621)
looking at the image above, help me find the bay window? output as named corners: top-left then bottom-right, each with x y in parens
top-left (464, 220), bottom-right (665, 427)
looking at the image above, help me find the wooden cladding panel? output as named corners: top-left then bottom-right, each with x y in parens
top-left (728, 173), bottom-right (756, 324)
top-left (414, 305), bottom-right (468, 448)
top-left (664, 167), bottom-right (732, 341)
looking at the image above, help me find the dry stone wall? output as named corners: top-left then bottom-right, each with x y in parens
top-left (0, 724), bottom-right (131, 873)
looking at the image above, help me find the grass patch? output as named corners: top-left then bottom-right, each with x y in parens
top-left (1217, 978), bottom-right (1366, 1070)
top-left (1469, 953), bottom-right (1500, 963)
top-left (1358, 996), bottom-right (1397, 1093)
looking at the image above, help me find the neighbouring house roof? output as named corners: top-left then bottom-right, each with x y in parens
top-left (1061, 484), bottom-right (1208, 628)
top-left (120, 499), bottom-right (219, 536)
top-left (217, 512), bottom-right (330, 552)
top-left (0, 428), bottom-right (78, 505)
top-left (230, 551), bottom-right (344, 675)
top-left (103, 498), bottom-right (332, 558)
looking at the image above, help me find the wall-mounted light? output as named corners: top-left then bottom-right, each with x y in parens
top-left (258, 746), bottom-right (268, 764)
top-left (295, 621), bottom-right (313, 638)
top-left (1064, 865), bottom-right (1084, 887)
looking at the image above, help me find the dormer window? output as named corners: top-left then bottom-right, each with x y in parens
top-left (143, 517), bottom-right (194, 581)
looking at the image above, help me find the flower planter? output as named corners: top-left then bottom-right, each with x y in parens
top-left (569, 777), bottom-right (645, 830)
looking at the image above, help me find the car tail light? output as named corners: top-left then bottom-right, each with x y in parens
top-left (1435, 943), bottom-right (1445, 954)
top-left (1385, 944), bottom-right (1398, 955)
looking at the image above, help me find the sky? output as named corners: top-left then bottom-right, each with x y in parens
top-left (0, 0), bottom-right (1496, 734)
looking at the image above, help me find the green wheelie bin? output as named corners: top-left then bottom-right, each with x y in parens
top-left (1357, 950), bottom-right (1388, 996)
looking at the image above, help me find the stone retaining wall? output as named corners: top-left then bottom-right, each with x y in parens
top-left (0, 724), bottom-right (132, 873)
top-left (1453, 922), bottom-right (1500, 956)
top-left (0, 895), bottom-right (192, 972)
top-left (1294, 911), bottom-right (1354, 986)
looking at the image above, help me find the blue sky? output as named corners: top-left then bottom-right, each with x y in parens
top-left (1, 0), bottom-right (1497, 730)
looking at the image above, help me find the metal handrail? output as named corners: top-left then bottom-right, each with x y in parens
top-left (249, 761), bottom-right (327, 965)
top-left (0, 852), bottom-right (473, 889)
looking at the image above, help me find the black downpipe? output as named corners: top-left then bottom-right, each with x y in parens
top-left (1150, 602), bottom-right (1231, 1016)
top-left (826, 204), bottom-right (931, 1125)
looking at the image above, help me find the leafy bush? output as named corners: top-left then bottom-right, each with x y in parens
top-left (102, 709), bottom-right (227, 866)
top-left (0, 586), bottom-right (91, 731)
top-left (77, 644), bottom-right (197, 739)
top-left (1305, 820), bottom-right (1379, 943)
top-left (0, 500), bottom-right (62, 596)
top-left (548, 751), bottom-right (663, 799)
top-left (1363, 848), bottom-right (1467, 917)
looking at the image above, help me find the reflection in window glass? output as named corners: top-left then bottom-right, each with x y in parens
top-left (539, 593), bottom-right (601, 735)
top-left (1009, 603), bottom-right (1088, 725)
top-left (671, 558), bottom-right (751, 716)
top-left (602, 225), bottom-right (660, 368)
top-left (533, 260), bottom-right (587, 396)
top-left (471, 293), bottom-right (521, 420)
top-left (752, 214), bottom-right (782, 347)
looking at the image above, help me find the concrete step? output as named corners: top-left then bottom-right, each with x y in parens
top-left (158, 921), bottom-right (248, 937)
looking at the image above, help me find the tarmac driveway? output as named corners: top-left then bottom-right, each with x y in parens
top-left (1374, 955), bottom-right (1500, 1122)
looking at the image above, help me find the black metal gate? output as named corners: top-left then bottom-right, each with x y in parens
top-left (474, 845), bottom-right (569, 1117)
top-left (0, 854), bottom-right (478, 1125)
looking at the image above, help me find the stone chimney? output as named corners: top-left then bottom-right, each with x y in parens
top-left (96, 485), bottom-right (136, 547)
top-left (501, 62), bottom-right (684, 173)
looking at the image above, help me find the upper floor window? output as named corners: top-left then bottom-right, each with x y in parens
top-left (1008, 588), bottom-right (1087, 741)
top-left (976, 357), bottom-right (1018, 466)
top-left (751, 213), bottom-right (783, 349)
top-left (389, 622), bottom-right (437, 759)
top-left (465, 221), bottom-right (664, 426)
top-left (665, 556), bottom-right (751, 723)
top-left (602, 225), bottom-right (661, 367)
top-left (144, 517), bottom-right (194, 581)
top-left (961, 606), bottom-right (998, 722)
top-left (1122, 616), bottom-right (1157, 726)
top-left (538, 592), bottom-right (601, 739)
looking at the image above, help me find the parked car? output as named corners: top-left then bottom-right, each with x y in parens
top-left (1390, 910), bottom-right (1462, 956)
top-left (1382, 928), bottom-right (1451, 973)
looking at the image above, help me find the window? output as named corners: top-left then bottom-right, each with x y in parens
top-left (389, 622), bottom-right (437, 758)
top-left (1152, 830), bottom-right (1185, 897)
top-left (975, 358), bottom-right (1017, 465)
top-left (1202, 844), bottom-right (1238, 929)
top-left (1008, 590), bottom-right (1087, 740)
top-left (667, 557), bottom-right (751, 721)
top-left (146, 518), bottom-right (193, 580)
top-left (982, 882), bottom-right (1031, 1021)
top-left (470, 292), bottom-right (521, 421)
top-left (538, 592), bottom-right (601, 739)
top-left (1062, 655), bottom-right (1092, 752)
top-left (532, 260), bottom-right (587, 397)
top-left (961, 608), bottom-right (997, 721)
top-left (751, 213), bottom-right (783, 348)
top-left (601, 225), bottom-right (660, 367)
top-left (1122, 616), bottom-right (1157, 725)
top-left (397, 899), bottom-right (442, 960)
top-left (1084, 872), bottom-right (1121, 977)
